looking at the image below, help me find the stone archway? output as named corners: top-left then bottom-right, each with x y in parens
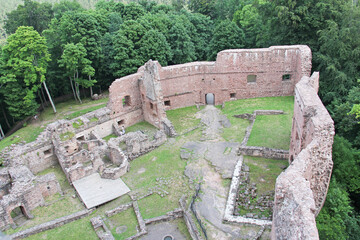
top-left (205, 93), bottom-right (215, 105)
top-left (8, 205), bottom-right (33, 226)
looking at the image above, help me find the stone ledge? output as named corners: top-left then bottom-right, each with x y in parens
top-left (237, 146), bottom-right (289, 160)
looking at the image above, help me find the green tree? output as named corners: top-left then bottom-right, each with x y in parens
top-left (188, 0), bottom-right (216, 19)
top-left (168, 22), bottom-right (196, 64)
top-left (53, 0), bottom-right (84, 19)
top-left (207, 20), bottom-right (245, 60)
top-left (4, 0), bottom-right (53, 35)
top-left (139, 30), bottom-right (172, 66)
top-left (122, 2), bottom-right (145, 21)
top-left (58, 43), bottom-right (96, 104)
top-left (233, 3), bottom-right (264, 48)
top-left (1, 26), bottom-right (51, 120)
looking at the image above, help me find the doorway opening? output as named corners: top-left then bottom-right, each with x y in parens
top-left (205, 93), bottom-right (215, 105)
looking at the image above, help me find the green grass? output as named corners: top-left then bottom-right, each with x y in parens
top-left (5, 192), bottom-right (84, 235)
top-left (37, 164), bottom-right (71, 190)
top-left (24, 215), bottom-right (98, 240)
top-left (138, 194), bottom-right (174, 219)
top-left (247, 114), bottom-right (292, 149)
top-left (244, 156), bottom-right (288, 195)
top-left (0, 126), bottom-right (44, 151)
top-left (39, 96), bottom-right (108, 122)
top-left (72, 119), bottom-right (84, 129)
top-left (0, 96), bottom-right (108, 152)
top-left (108, 208), bottom-right (138, 240)
top-left (166, 105), bottom-right (201, 134)
top-left (126, 121), bottom-right (158, 139)
top-left (103, 134), bottom-right (117, 141)
top-left (221, 96), bottom-right (294, 145)
top-left (90, 117), bottom-right (98, 122)
top-left (66, 104), bottom-right (107, 120)
top-left (59, 131), bottom-right (75, 141)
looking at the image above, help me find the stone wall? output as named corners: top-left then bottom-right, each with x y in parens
top-left (108, 45), bottom-right (311, 131)
top-left (271, 72), bottom-right (335, 239)
top-left (159, 45), bottom-right (311, 109)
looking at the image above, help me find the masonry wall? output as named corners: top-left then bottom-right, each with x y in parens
top-left (271, 72), bottom-right (335, 240)
top-left (159, 45), bottom-right (312, 109)
top-left (108, 72), bottom-right (145, 128)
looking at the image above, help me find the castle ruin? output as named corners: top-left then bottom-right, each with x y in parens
top-left (0, 45), bottom-right (334, 239)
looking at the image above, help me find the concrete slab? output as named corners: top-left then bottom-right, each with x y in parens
top-left (73, 173), bottom-right (130, 209)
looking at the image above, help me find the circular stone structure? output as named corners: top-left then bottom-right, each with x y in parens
top-left (163, 235), bottom-right (174, 240)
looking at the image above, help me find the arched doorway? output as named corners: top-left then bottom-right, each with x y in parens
top-left (10, 206), bottom-right (29, 226)
top-left (205, 93), bottom-right (215, 105)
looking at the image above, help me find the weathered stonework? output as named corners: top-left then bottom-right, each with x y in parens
top-left (1, 45), bottom-right (333, 238)
top-left (271, 72), bottom-right (334, 239)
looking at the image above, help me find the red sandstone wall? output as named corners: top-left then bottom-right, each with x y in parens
top-left (108, 45), bottom-right (312, 115)
top-left (108, 72), bottom-right (145, 126)
top-left (158, 45), bottom-right (312, 109)
top-left (272, 72), bottom-right (334, 240)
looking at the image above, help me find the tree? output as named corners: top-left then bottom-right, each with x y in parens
top-left (4, 0), bottom-right (53, 35)
top-left (207, 20), bottom-right (245, 60)
top-left (168, 22), bottom-right (196, 64)
top-left (1, 26), bottom-right (53, 120)
top-left (139, 30), bottom-right (172, 66)
top-left (188, 0), bottom-right (216, 19)
top-left (59, 43), bottom-right (96, 104)
top-left (233, 3), bottom-right (265, 48)
top-left (53, 0), bottom-right (84, 19)
top-left (122, 2), bottom-right (145, 21)
top-left (317, 177), bottom-right (360, 240)
top-left (186, 13), bottom-right (213, 60)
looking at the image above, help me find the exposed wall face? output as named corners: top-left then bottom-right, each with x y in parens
top-left (158, 46), bottom-right (312, 109)
top-left (272, 72), bottom-right (335, 240)
top-left (108, 72), bottom-right (144, 127)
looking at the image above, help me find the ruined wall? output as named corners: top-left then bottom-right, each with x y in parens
top-left (108, 72), bottom-right (145, 128)
top-left (159, 45), bottom-right (311, 109)
top-left (271, 72), bottom-right (335, 240)
top-left (108, 45), bottom-right (312, 123)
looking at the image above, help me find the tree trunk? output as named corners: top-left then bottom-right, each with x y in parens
top-left (76, 70), bottom-right (82, 104)
top-left (0, 124), bottom-right (5, 139)
top-left (1, 107), bottom-right (11, 129)
top-left (38, 90), bottom-right (45, 110)
top-left (75, 82), bottom-right (82, 104)
top-left (43, 81), bottom-right (57, 113)
top-left (89, 75), bottom-right (93, 97)
top-left (70, 76), bottom-right (77, 102)
top-left (40, 85), bottom-right (49, 107)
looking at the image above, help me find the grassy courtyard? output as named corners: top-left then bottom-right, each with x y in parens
top-left (4, 96), bottom-right (293, 239)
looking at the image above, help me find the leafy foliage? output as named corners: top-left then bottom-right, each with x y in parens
top-left (207, 20), bottom-right (245, 60)
top-left (1, 26), bottom-right (50, 120)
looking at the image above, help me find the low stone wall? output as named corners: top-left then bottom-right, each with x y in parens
top-left (144, 208), bottom-right (183, 225)
top-left (223, 156), bottom-right (272, 226)
top-left (10, 209), bottom-right (93, 239)
top-left (105, 203), bottom-right (133, 217)
top-left (179, 196), bottom-right (204, 240)
top-left (237, 146), bottom-right (289, 160)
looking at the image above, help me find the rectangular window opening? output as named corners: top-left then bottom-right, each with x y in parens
top-left (43, 149), bottom-right (52, 156)
top-left (247, 75), bottom-right (257, 83)
top-left (76, 135), bottom-right (85, 141)
top-left (282, 74), bottom-right (291, 81)
top-left (230, 93), bottom-right (236, 98)
top-left (117, 119), bottom-right (124, 126)
top-left (164, 100), bottom-right (171, 106)
top-left (150, 102), bottom-right (153, 109)
top-left (122, 95), bottom-right (131, 107)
